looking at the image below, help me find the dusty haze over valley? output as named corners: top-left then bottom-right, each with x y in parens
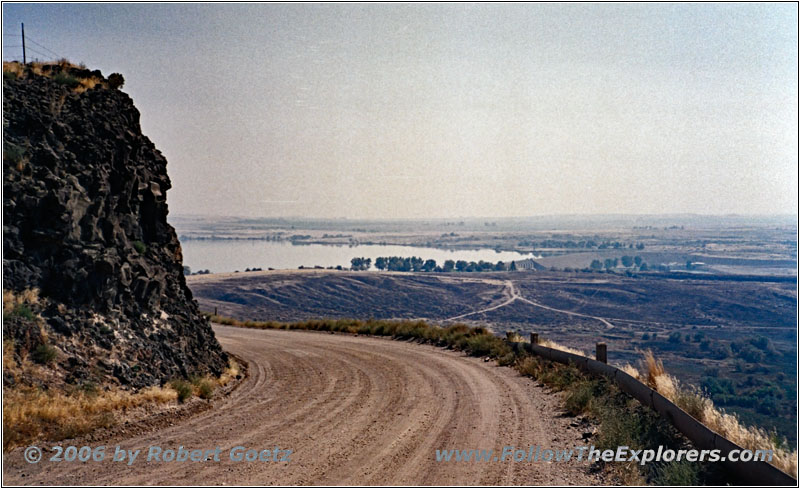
top-left (3, 3), bottom-right (797, 219)
top-left (2, 3), bottom-right (797, 487)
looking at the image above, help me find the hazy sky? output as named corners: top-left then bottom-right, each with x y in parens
top-left (3, 3), bottom-right (797, 218)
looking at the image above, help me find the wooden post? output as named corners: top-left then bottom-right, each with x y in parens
top-left (531, 333), bottom-right (539, 345)
top-left (596, 342), bottom-right (607, 363)
top-left (214, 307), bottom-right (217, 316)
top-left (21, 23), bottom-right (26, 65)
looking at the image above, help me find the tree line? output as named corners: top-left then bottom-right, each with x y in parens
top-left (589, 255), bottom-right (647, 271)
top-left (350, 256), bottom-right (518, 272)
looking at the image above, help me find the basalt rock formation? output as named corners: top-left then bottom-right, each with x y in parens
top-left (3, 63), bottom-right (227, 388)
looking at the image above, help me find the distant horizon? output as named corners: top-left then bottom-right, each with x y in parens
top-left (4, 3), bottom-right (797, 218)
top-left (170, 212), bottom-right (798, 221)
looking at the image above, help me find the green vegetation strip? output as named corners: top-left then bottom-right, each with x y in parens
top-left (207, 314), bottom-right (730, 485)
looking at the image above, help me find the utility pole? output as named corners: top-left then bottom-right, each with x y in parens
top-left (21, 23), bottom-right (26, 64)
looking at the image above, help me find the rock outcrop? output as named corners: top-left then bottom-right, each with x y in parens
top-left (3, 63), bottom-right (228, 388)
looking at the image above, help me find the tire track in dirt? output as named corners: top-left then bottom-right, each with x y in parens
top-left (3, 326), bottom-right (604, 485)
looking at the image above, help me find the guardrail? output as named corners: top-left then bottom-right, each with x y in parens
top-left (518, 332), bottom-right (796, 486)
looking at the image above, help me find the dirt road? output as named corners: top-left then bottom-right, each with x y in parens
top-left (446, 279), bottom-right (615, 329)
top-left (3, 326), bottom-right (604, 485)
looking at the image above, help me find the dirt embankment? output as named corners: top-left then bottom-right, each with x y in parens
top-left (4, 326), bottom-right (606, 485)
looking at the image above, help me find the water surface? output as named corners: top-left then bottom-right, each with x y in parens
top-left (181, 240), bottom-right (536, 273)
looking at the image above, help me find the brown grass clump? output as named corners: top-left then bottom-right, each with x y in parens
top-left (3, 340), bottom-right (19, 372)
top-left (505, 331), bottom-right (525, 343)
top-left (3, 385), bottom-right (177, 450)
top-left (216, 358), bottom-right (241, 386)
top-left (2, 61), bottom-right (24, 78)
top-left (3, 288), bottom-right (40, 315)
top-left (540, 339), bottom-right (585, 357)
top-left (700, 401), bottom-right (797, 477)
top-left (620, 363), bottom-right (640, 378)
top-left (73, 76), bottom-right (103, 94)
top-left (637, 350), bottom-right (797, 477)
top-left (640, 349), bottom-right (666, 388)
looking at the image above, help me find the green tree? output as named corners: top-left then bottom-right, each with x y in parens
top-left (350, 257), bottom-right (371, 271)
top-left (422, 259), bottom-right (437, 272)
top-left (455, 260), bottom-right (468, 272)
top-left (443, 260), bottom-right (455, 272)
top-left (374, 257), bottom-right (387, 270)
top-left (621, 255), bottom-right (634, 267)
top-left (509, 261), bottom-right (517, 271)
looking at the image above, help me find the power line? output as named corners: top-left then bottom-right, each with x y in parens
top-left (5, 26), bottom-right (66, 64)
top-left (20, 46), bottom-right (52, 59)
top-left (25, 36), bottom-right (63, 59)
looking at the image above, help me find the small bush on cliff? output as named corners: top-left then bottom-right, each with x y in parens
top-left (32, 343), bottom-right (57, 365)
top-left (3, 143), bottom-right (25, 166)
top-left (53, 72), bottom-right (80, 88)
top-left (132, 240), bottom-right (147, 254)
top-left (108, 73), bottom-right (124, 89)
top-left (10, 303), bottom-right (35, 320)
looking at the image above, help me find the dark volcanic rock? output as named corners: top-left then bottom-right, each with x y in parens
top-left (3, 65), bottom-right (227, 387)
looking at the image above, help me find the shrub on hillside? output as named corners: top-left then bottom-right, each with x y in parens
top-left (170, 379), bottom-right (193, 403)
top-left (53, 72), bottom-right (80, 88)
top-left (108, 73), bottom-right (124, 89)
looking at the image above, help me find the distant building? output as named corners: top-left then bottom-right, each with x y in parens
top-left (512, 259), bottom-right (545, 271)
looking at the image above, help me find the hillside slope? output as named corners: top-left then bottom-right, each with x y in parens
top-left (3, 62), bottom-right (227, 388)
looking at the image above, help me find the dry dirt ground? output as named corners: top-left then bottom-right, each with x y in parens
top-left (4, 325), bottom-right (606, 485)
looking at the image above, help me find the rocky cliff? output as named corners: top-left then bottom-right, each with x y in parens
top-left (3, 62), bottom-right (228, 388)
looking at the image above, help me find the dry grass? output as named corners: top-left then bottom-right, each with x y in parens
top-left (3, 365), bottom-right (238, 450)
top-left (3, 385), bottom-right (177, 450)
top-left (3, 288), bottom-right (40, 315)
top-left (638, 349), bottom-right (797, 477)
top-left (3, 340), bottom-right (19, 372)
top-left (2, 61), bottom-right (24, 78)
top-left (3, 61), bottom-right (105, 93)
top-left (505, 331), bottom-right (525, 343)
top-left (619, 363), bottom-right (640, 378)
top-left (539, 338), bottom-right (585, 356)
top-left (640, 349), bottom-right (665, 388)
top-left (2, 288), bottom-right (240, 450)
top-left (217, 358), bottom-right (241, 386)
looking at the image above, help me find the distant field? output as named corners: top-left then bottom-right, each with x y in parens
top-left (188, 270), bottom-right (504, 322)
top-left (188, 269), bottom-right (797, 444)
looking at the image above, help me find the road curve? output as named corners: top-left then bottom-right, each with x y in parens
top-left (4, 326), bottom-right (604, 485)
top-left (445, 279), bottom-right (615, 330)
